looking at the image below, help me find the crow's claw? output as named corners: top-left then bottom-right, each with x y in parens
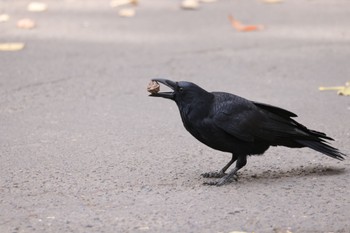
top-left (203, 181), bottom-right (219, 186)
top-left (203, 173), bottom-right (238, 186)
top-left (201, 171), bottom-right (226, 178)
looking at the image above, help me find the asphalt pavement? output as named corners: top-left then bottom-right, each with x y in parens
top-left (1, 0), bottom-right (350, 232)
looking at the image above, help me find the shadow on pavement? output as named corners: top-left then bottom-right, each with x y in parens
top-left (242, 165), bottom-right (346, 182)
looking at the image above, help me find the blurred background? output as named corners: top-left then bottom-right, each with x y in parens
top-left (1, 0), bottom-right (349, 232)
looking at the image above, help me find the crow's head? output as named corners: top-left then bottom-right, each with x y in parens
top-left (149, 79), bottom-right (211, 105)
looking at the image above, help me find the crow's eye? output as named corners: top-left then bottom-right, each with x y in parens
top-left (179, 87), bottom-right (184, 92)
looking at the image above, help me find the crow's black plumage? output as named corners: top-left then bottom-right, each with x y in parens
top-left (150, 79), bottom-right (346, 186)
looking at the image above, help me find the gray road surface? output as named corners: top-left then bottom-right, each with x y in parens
top-left (1, 0), bottom-right (350, 232)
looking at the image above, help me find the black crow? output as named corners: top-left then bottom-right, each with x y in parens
top-left (149, 79), bottom-right (346, 186)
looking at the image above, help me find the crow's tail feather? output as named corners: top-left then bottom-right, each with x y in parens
top-left (297, 139), bottom-right (346, 161)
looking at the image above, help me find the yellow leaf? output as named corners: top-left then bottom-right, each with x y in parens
top-left (319, 82), bottom-right (350, 96)
top-left (0, 43), bottom-right (25, 51)
top-left (27, 2), bottom-right (48, 12)
top-left (181, 0), bottom-right (199, 10)
top-left (338, 86), bottom-right (350, 96)
top-left (110, 0), bottom-right (138, 8)
top-left (0, 14), bottom-right (10, 23)
top-left (118, 8), bottom-right (136, 17)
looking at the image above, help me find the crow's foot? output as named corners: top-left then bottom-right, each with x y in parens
top-left (203, 173), bottom-right (238, 186)
top-left (201, 171), bottom-right (226, 178)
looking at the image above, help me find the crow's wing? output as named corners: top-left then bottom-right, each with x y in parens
top-left (212, 94), bottom-right (310, 143)
top-left (253, 102), bottom-right (333, 140)
top-left (252, 102), bottom-right (297, 118)
top-left (211, 93), bottom-right (345, 160)
top-left (212, 95), bottom-right (266, 142)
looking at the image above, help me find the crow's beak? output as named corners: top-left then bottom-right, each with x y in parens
top-left (149, 79), bottom-right (176, 100)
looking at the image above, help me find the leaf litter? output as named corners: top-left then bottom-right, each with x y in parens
top-left (0, 14), bottom-right (10, 23)
top-left (17, 18), bottom-right (36, 29)
top-left (118, 8), bottom-right (136, 17)
top-left (27, 2), bottom-right (48, 12)
top-left (0, 43), bottom-right (25, 51)
top-left (110, 0), bottom-right (138, 18)
top-left (181, 0), bottom-right (199, 10)
top-left (181, 0), bottom-right (217, 10)
top-left (228, 15), bottom-right (264, 32)
top-left (110, 0), bottom-right (138, 8)
top-left (319, 82), bottom-right (350, 96)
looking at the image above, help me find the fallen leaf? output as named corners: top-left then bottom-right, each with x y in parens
top-left (0, 43), bottom-right (25, 51)
top-left (263, 0), bottom-right (283, 3)
top-left (338, 87), bottom-right (350, 96)
top-left (181, 0), bottom-right (199, 10)
top-left (0, 14), bottom-right (10, 23)
top-left (17, 18), bottom-right (36, 29)
top-left (110, 0), bottom-right (138, 8)
top-left (27, 2), bottom-right (48, 12)
top-left (118, 8), bottom-right (136, 17)
top-left (319, 82), bottom-right (350, 96)
top-left (228, 15), bottom-right (264, 32)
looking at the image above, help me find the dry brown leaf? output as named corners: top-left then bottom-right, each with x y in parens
top-left (110, 0), bottom-right (138, 8)
top-left (0, 14), bottom-right (10, 23)
top-left (0, 43), bottom-right (25, 51)
top-left (228, 15), bottom-right (264, 32)
top-left (181, 0), bottom-right (199, 10)
top-left (118, 8), bottom-right (136, 17)
top-left (17, 18), bottom-right (36, 29)
top-left (27, 2), bottom-right (48, 12)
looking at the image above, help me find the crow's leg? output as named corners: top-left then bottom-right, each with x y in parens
top-left (201, 154), bottom-right (237, 178)
top-left (204, 155), bottom-right (247, 186)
